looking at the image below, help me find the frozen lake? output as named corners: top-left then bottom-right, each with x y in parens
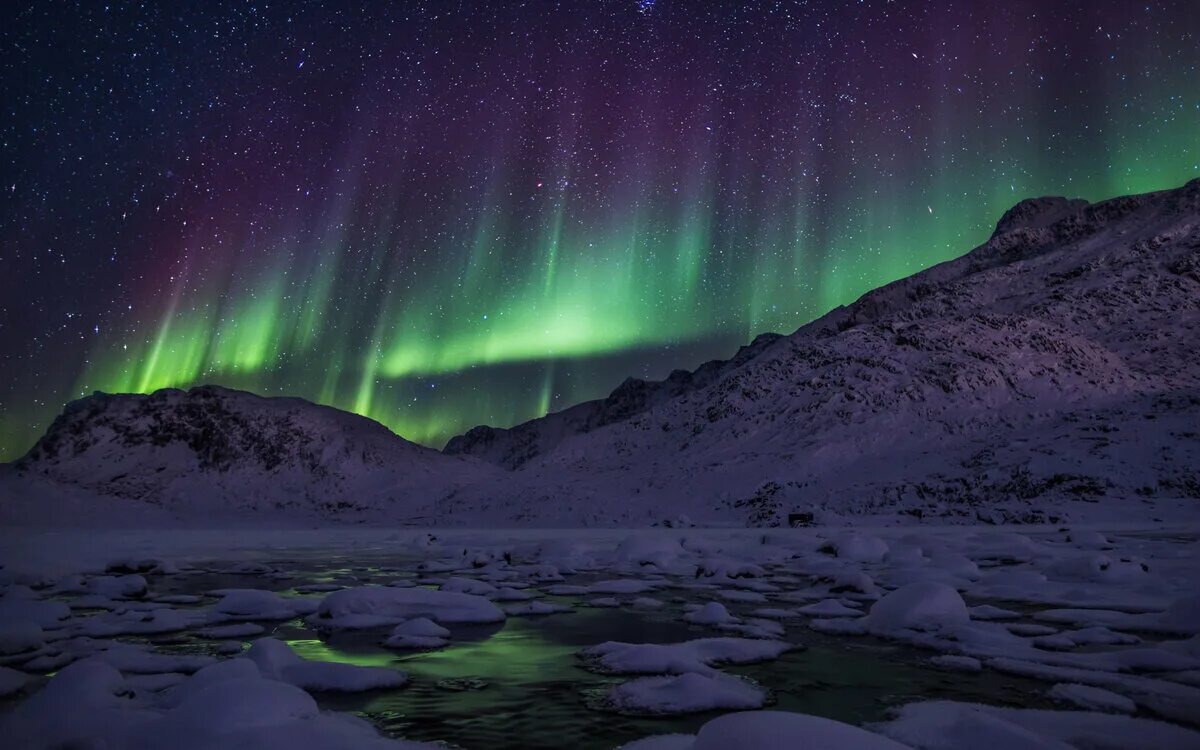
top-left (1, 526), bottom-right (1198, 749)
top-left (126, 552), bottom-right (1052, 748)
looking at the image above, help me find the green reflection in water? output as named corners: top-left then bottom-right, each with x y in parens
top-left (288, 638), bottom-right (407, 670)
top-left (394, 621), bottom-right (581, 683)
top-left (275, 600), bottom-right (1057, 750)
top-left (288, 617), bottom-right (585, 684)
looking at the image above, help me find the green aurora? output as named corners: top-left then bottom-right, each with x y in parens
top-left (58, 152), bottom-right (1200, 452)
top-left (2, 1), bottom-right (1197, 460)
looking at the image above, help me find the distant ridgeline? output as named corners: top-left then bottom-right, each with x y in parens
top-left (7, 179), bottom-right (1200, 527)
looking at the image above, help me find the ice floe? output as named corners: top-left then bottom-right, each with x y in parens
top-left (580, 638), bottom-right (794, 676)
top-left (382, 617), bottom-right (451, 649)
top-left (309, 586), bottom-right (505, 630)
top-left (243, 638), bottom-right (407, 692)
top-left (602, 672), bottom-right (768, 714)
top-left (0, 657), bottom-right (437, 749)
top-left (620, 710), bottom-right (913, 749)
top-left (874, 700), bottom-right (1200, 750)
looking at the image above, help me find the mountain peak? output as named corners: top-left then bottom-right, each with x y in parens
top-left (437, 178), bottom-right (1200, 525)
top-left (7, 179), bottom-right (1199, 527)
top-left (22, 385), bottom-right (410, 469)
top-left (15, 385), bottom-right (495, 521)
top-left (992, 196), bottom-right (1090, 236)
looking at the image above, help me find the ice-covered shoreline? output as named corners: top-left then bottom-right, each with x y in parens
top-left (3, 522), bottom-right (1197, 577)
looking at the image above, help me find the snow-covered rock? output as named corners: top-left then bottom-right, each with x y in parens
top-left (1048, 683), bottom-right (1137, 714)
top-left (0, 656), bottom-right (437, 750)
top-left (929, 655), bottom-right (982, 673)
top-left (212, 589), bottom-right (315, 620)
top-left (310, 586), bottom-right (504, 630)
top-left (864, 582), bottom-right (970, 633)
top-left (87, 575), bottom-right (149, 599)
top-left (93, 643), bottom-right (215, 674)
top-left (820, 532), bottom-right (890, 563)
top-left (602, 672), bottom-right (768, 715)
top-left (0, 660), bottom-right (142, 749)
top-left (580, 637), bottom-right (793, 675)
top-left (196, 622), bottom-right (267, 639)
top-left (968, 604), bottom-right (1019, 621)
top-left (438, 577), bottom-right (497, 596)
top-left (160, 658), bottom-right (261, 708)
top-left (1067, 530), bottom-right (1113, 550)
top-left (875, 700), bottom-right (1200, 750)
top-left (382, 618), bottom-right (451, 649)
top-left (242, 638), bottom-right (407, 692)
top-left (76, 607), bottom-right (196, 637)
top-left (684, 602), bottom-right (737, 626)
top-left (618, 710), bottom-right (913, 750)
top-left (797, 599), bottom-right (863, 618)
top-left (612, 536), bottom-right (692, 571)
top-left (489, 586), bottom-right (535, 602)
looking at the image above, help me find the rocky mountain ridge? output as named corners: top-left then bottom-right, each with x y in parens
top-left (437, 178), bottom-right (1200, 525)
top-left (5, 179), bottom-right (1199, 526)
top-left (9, 385), bottom-right (496, 521)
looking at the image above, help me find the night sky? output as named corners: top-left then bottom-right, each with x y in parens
top-left (1, 1), bottom-right (1197, 460)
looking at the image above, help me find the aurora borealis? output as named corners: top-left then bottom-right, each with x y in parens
top-left (1, 1), bottom-right (1197, 460)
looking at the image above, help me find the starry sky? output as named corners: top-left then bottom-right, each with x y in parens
top-left (1, 0), bottom-right (1197, 460)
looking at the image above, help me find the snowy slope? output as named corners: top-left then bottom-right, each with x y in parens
top-left (439, 179), bottom-right (1200, 526)
top-left (5, 386), bottom-right (497, 523)
top-left (4, 180), bottom-right (1199, 526)
top-left (443, 332), bottom-right (783, 469)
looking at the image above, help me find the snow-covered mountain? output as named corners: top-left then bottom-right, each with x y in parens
top-left (439, 178), bottom-right (1200, 526)
top-left (5, 386), bottom-right (497, 523)
top-left (444, 332), bottom-right (784, 469)
top-left (4, 179), bottom-right (1199, 526)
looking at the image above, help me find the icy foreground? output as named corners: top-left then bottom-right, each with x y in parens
top-left (0, 526), bottom-right (1198, 749)
top-left (3, 179), bottom-right (1200, 526)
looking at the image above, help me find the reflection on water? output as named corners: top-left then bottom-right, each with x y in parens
top-left (270, 603), bottom-right (1051, 750)
top-left (21, 553), bottom-right (1059, 750)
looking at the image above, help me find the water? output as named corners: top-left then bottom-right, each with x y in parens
top-left (287, 609), bottom-right (1052, 750)
top-left (21, 552), bottom-right (1059, 750)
